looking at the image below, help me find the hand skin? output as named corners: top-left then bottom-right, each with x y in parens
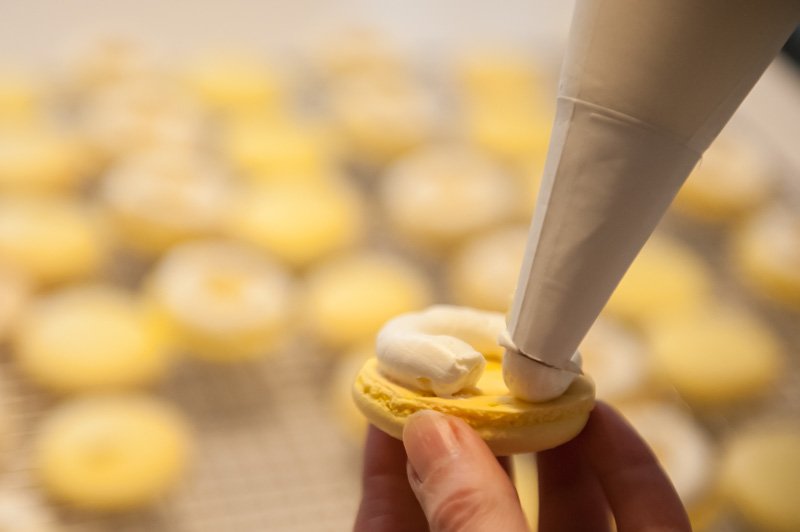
top-left (354, 402), bottom-right (691, 532)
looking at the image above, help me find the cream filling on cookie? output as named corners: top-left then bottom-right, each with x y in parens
top-left (375, 305), bottom-right (504, 397)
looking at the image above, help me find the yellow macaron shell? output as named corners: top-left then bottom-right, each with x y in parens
top-left (303, 252), bottom-right (433, 350)
top-left (149, 240), bottom-right (295, 361)
top-left (447, 224), bottom-right (527, 312)
top-left (35, 394), bottom-right (191, 511)
top-left (605, 236), bottom-right (711, 327)
top-left (329, 75), bottom-right (436, 166)
top-left (0, 198), bottom-right (105, 286)
top-left (14, 285), bottom-right (170, 394)
top-left (0, 264), bottom-right (30, 344)
top-left (354, 357), bottom-right (595, 456)
top-left (330, 346), bottom-right (372, 443)
top-left (732, 206), bottom-right (800, 309)
top-left (227, 180), bottom-right (363, 268)
top-left (673, 136), bottom-right (774, 223)
top-left (720, 425), bottom-right (800, 532)
top-left (100, 151), bottom-right (233, 256)
top-left (646, 307), bottom-right (782, 406)
top-left (0, 128), bottom-right (91, 195)
top-left (184, 53), bottom-right (285, 115)
top-left (380, 145), bottom-right (518, 250)
top-left (222, 119), bottom-right (334, 182)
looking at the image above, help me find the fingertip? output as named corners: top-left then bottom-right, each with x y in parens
top-left (402, 410), bottom-right (462, 481)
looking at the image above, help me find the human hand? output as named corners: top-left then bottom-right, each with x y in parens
top-left (354, 402), bottom-right (691, 532)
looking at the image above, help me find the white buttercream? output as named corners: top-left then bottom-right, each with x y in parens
top-left (375, 305), bottom-right (504, 397)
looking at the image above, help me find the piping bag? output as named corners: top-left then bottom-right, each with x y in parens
top-left (502, 0), bottom-right (800, 402)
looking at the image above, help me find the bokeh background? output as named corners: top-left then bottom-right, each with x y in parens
top-left (0, 1), bottom-right (798, 531)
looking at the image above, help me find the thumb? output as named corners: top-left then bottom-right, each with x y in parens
top-left (402, 411), bottom-right (529, 532)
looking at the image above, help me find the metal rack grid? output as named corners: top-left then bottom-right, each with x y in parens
top-left (0, 342), bottom-right (362, 532)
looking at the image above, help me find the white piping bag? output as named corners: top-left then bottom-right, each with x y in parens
top-left (503, 0), bottom-right (800, 402)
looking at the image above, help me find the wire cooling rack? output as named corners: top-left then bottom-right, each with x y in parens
top-left (0, 340), bottom-right (363, 532)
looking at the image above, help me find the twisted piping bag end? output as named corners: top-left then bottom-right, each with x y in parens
top-left (499, 330), bottom-right (582, 403)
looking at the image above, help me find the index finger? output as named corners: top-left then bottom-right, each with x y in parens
top-left (577, 403), bottom-right (691, 532)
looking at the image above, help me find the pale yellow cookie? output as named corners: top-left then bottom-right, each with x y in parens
top-left (100, 150), bottom-right (233, 256)
top-left (645, 306), bottom-right (782, 406)
top-left (0, 127), bottom-right (91, 195)
top-left (34, 394), bottom-right (191, 511)
top-left (303, 252), bottom-right (433, 350)
top-left (0, 70), bottom-right (41, 123)
top-left (604, 236), bottom-right (712, 327)
top-left (446, 224), bottom-right (527, 312)
top-left (0, 264), bottom-right (30, 344)
top-left (720, 424), bottom-right (800, 532)
top-left (184, 53), bottom-right (285, 116)
top-left (81, 78), bottom-right (205, 159)
top-left (330, 345), bottom-right (372, 443)
top-left (455, 50), bottom-right (545, 105)
top-left (222, 119), bottom-right (334, 182)
top-left (512, 453), bottom-right (539, 530)
top-left (227, 180), bottom-right (363, 268)
top-left (14, 285), bottom-right (170, 394)
top-left (464, 102), bottom-right (552, 169)
top-left (381, 145), bottom-right (518, 251)
top-left (0, 197), bottom-right (105, 286)
top-left (579, 317), bottom-right (651, 404)
top-left (732, 206), bottom-right (800, 309)
top-left (674, 136), bottom-right (774, 223)
top-left (329, 75), bottom-right (436, 166)
top-left (149, 240), bottom-right (294, 360)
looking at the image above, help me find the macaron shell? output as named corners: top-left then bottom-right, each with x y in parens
top-left (721, 426), bottom-right (800, 532)
top-left (353, 357), bottom-right (594, 455)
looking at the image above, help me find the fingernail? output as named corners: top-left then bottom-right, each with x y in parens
top-left (403, 410), bottom-right (460, 481)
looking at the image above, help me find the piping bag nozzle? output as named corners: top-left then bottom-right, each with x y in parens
top-left (504, 0), bottom-right (800, 402)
